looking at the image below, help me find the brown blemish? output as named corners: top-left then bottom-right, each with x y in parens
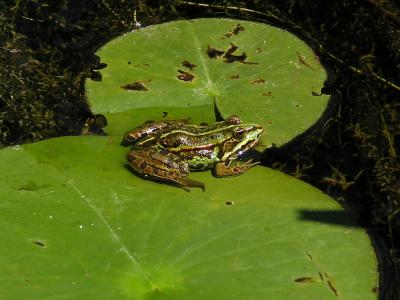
top-left (224, 43), bottom-right (241, 62)
top-left (132, 63), bottom-right (150, 67)
top-left (262, 91), bottom-right (272, 96)
top-left (225, 201), bottom-right (234, 205)
top-left (250, 79), bottom-right (265, 84)
top-left (256, 47), bottom-right (263, 53)
top-left (230, 74), bottom-right (240, 79)
top-left (121, 81), bottom-right (149, 91)
top-left (224, 23), bottom-right (245, 38)
top-left (224, 43), bottom-right (258, 64)
top-left (294, 277), bottom-right (317, 283)
top-left (206, 45), bottom-right (225, 58)
top-left (182, 60), bottom-right (197, 70)
top-left (32, 240), bottom-right (46, 248)
top-left (319, 272), bottom-right (324, 280)
top-left (207, 43), bottom-right (258, 64)
top-left (321, 272), bottom-right (339, 297)
top-left (162, 112), bottom-right (168, 118)
top-left (177, 70), bottom-right (195, 82)
top-left (296, 51), bottom-right (315, 70)
top-left (232, 23), bottom-right (245, 35)
top-left (327, 279), bottom-right (339, 296)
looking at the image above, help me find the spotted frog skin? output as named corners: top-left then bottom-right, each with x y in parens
top-left (121, 115), bottom-right (263, 191)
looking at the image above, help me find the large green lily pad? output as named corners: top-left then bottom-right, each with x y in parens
top-left (0, 136), bottom-right (377, 299)
top-left (86, 18), bottom-right (330, 148)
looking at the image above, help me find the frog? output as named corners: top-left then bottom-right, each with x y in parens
top-left (121, 115), bottom-right (263, 191)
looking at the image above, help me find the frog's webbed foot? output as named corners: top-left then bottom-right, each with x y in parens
top-left (127, 148), bottom-right (205, 191)
top-left (213, 159), bottom-right (260, 177)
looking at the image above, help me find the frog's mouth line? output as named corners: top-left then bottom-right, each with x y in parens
top-left (222, 127), bottom-right (263, 160)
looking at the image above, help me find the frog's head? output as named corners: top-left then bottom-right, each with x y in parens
top-left (221, 124), bottom-right (263, 161)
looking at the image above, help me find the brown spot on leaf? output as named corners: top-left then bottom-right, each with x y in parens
top-left (32, 240), bottom-right (46, 248)
top-left (320, 272), bottom-right (339, 296)
top-left (207, 43), bottom-right (257, 64)
top-left (121, 81), bottom-right (149, 91)
top-left (256, 47), bottom-right (263, 53)
top-left (296, 51), bottom-right (315, 70)
top-left (206, 45), bottom-right (225, 58)
top-left (132, 63), bottom-right (150, 67)
top-left (294, 277), bottom-right (317, 283)
top-left (232, 23), bottom-right (245, 35)
top-left (230, 74), bottom-right (240, 79)
top-left (224, 43), bottom-right (258, 64)
top-left (162, 112), bottom-right (168, 118)
top-left (224, 23), bottom-right (245, 38)
top-left (262, 91), bottom-right (272, 96)
top-left (182, 60), bottom-right (197, 70)
top-left (250, 79), bottom-right (265, 84)
top-left (177, 70), bottom-right (195, 82)
top-left (327, 279), bottom-right (339, 296)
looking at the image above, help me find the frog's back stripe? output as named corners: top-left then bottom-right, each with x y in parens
top-left (158, 124), bottom-right (239, 138)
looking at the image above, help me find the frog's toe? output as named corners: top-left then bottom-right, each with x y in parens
top-left (174, 177), bottom-right (205, 192)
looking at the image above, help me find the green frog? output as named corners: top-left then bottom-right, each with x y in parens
top-left (121, 115), bottom-right (263, 191)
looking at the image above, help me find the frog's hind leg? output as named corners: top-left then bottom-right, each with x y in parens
top-left (121, 119), bottom-right (190, 146)
top-left (127, 148), bottom-right (205, 191)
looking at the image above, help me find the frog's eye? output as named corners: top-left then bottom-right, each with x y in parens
top-left (233, 128), bottom-right (244, 139)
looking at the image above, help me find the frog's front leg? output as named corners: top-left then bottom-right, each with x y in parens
top-left (213, 159), bottom-right (259, 177)
top-left (127, 148), bottom-right (205, 191)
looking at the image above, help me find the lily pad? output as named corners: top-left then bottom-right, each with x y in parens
top-left (0, 137), bottom-right (377, 299)
top-left (86, 18), bottom-right (330, 148)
